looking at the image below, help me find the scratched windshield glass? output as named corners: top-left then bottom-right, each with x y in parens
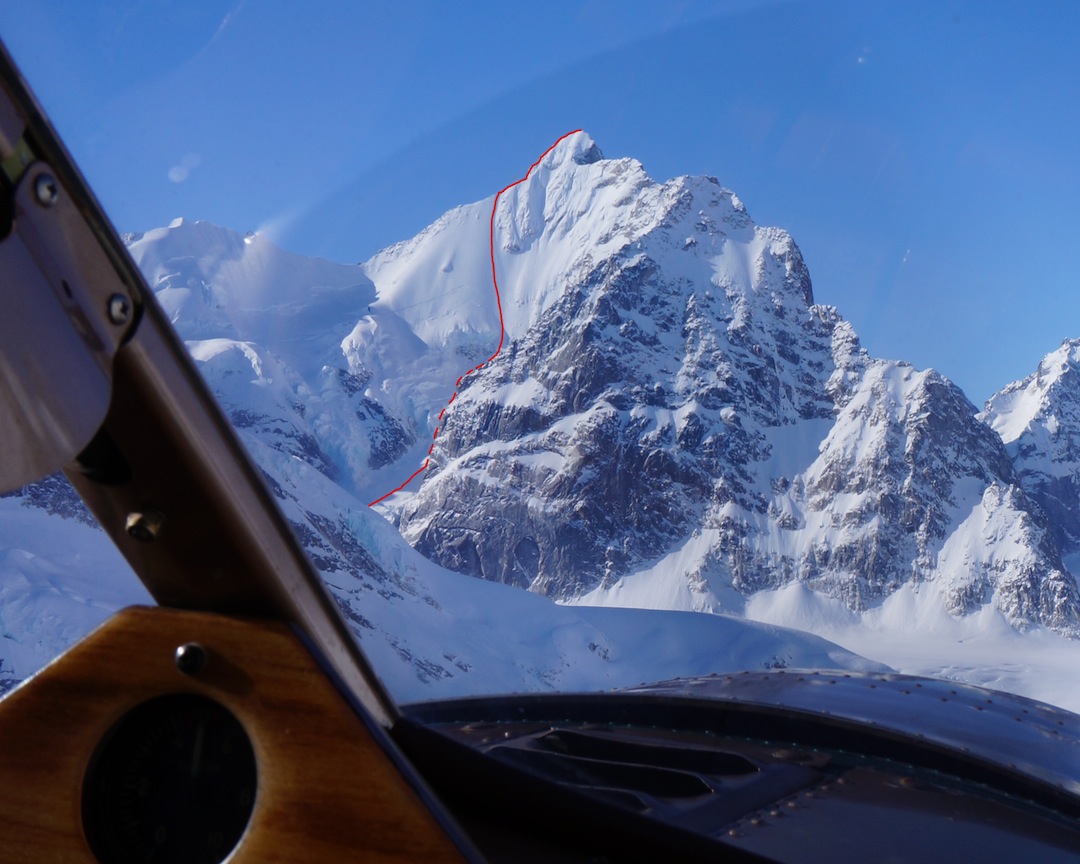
top-left (3, 1), bottom-right (1080, 711)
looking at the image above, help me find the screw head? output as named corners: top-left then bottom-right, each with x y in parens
top-left (175, 642), bottom-right (207, 676)
top-left (33, 173), bottom-right (59, 207)
top-left (125, 510), bottom-right (165, 542)
top-left (107, 293), bottom-right (132, 325)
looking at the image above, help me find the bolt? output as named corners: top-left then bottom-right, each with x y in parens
top-left (34, 173), bottom-right (58, 207)
top-left (107, 293), bottom-right (132, 325)
top-left (125, 510), bottom-right (165, 541)
top-left (175, 642), bottom-right (207, 675)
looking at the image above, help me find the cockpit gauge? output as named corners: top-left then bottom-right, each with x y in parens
top-left (82, 693), bottom-right (256, 864)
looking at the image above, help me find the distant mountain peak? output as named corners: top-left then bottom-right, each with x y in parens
top-left (982, 339), bottom-right (1080, 447)
top-left (981, 339), bottom-right (1080, 558)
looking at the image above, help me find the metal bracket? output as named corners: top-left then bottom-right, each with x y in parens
top-left (0, 70), bottom-right (139, 490)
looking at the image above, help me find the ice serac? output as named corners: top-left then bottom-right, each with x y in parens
top-left (392, 132), bottom-right (1080, 635)
top-left (126, 219), bottom-right (418, 502)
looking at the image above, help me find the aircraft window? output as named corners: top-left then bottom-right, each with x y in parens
top-left (2, 2), bottom-right (1080, 719)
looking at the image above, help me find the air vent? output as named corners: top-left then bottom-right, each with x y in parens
top-left (492, 745), bottom-right (714, 800)
top-left (537, 729), bottom-right (759, 776)
top-left (478, 723), bottom-right (825, 830)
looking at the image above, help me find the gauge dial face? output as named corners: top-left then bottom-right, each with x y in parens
top-left (82, 693), bottom-right (257, 864)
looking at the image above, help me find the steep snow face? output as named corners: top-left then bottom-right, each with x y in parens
top-left (983, 340), bottom-right (1080, 446)
top-left (363, 132), bottom-right (668, 348)
top-left (983, 339), bottom-right (1080, 556)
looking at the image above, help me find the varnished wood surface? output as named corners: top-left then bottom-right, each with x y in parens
top-left (0, 606), bottom-right (468, 863)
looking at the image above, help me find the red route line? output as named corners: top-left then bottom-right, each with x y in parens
top-left (369, 129), bottom-right (583, 507)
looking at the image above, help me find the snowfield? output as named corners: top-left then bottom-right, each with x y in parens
top-left (0, 483), bottom-right (882, 704)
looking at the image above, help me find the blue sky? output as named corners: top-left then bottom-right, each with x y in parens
top-left (2, 0), bottom-right (1079, 405)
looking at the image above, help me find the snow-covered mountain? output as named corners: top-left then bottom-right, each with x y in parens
top-left (982, 340), bottom-right (1080, 563)
top-left (377, 132), bottom-right (1080, 637)
top-left (0, 177), bottom-right (887, 700)
top-left (5, 131), bottom-right (1080, 706)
